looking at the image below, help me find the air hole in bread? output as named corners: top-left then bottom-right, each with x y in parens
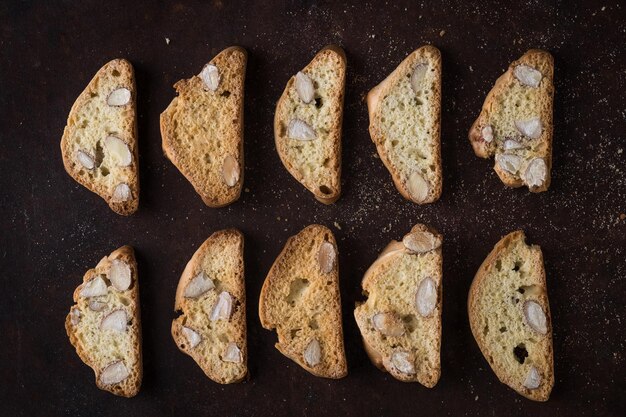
top-left (483, 324), bottom-right (489, 336)
top-left (309, 317), bottom-right (319, 330)
top-left (495, 260), bottom-right (502, 271)
top-left (112, 70), bottom-right (120, 77)
top-left (415, 98), bottom-right (423, 106)
top-left (100, 166), bottom-right (110, 177)
top-left (279, 123), bottom-right (286, 137)
top-left (402, 314), bottom-right (418, 333)
top-left (286, 278), bottom-right (310, 306)
top-left (220, 90), bottom-right (231, 98)
top-left (499, 326), bottom-right (507, 333)
top-left (391, 140), bottom-right (399, 147)
top-left (315, 97), bottom-right (323, 108)
top-left (90, 92), bottom-right (98, 98)
top-left (513, 261), bottom-right (522, 271)
top-left (94, 141), bottom-right (104, 166)
top-left (322, 158), bottom-right (330, 168)
top-left (513, 343), bottom-right (528, 364)
top-left (517, 287), bottom-right (525, 294)
top-left (290, 328), bottom-right (302, 339)
top-left (319, 185), bottom-right (332, 195)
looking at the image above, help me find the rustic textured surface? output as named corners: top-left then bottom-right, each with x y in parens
top-left (0, 1), bottom-right (624, 416)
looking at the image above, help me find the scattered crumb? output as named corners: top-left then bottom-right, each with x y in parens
top-left (475, 395), bottom-right (479, 401)
top-left (165, 37), bottom-right (171, 45)
top-left (439, 30), bottom-right (446, 37)
top-left (244, 187), bottom-right (250, 193)
top-left (469, 65), bottom-right (474, 72)
top-left (333, 221), bottom-right (342, 230)
top-left (620, 213), bottom-right (625, 221)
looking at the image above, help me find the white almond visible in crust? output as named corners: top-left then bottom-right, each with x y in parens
top-left (184, 271), bottom-right (215, 298)
top-left (303, 339), bottom-right (321, 367)
top-left (415, 277), bottom-right (437, 317)
top-left (76, 150), bottom-right (95, 170)
top-left (372, 312), bottom-right (405, 337)
top-left (503, 139), bottom-right (524, 151)
top-left (223, 342), bottom-right (243, 363)
top-left (481, 125), bottom-right (494, 143)
top-left (101, 309), bottom-right (127, 332)
top-left (112, 183), bottom-right (132, 202)
top-left (515, 117), bottom-right (542, 139)
top-left (210, 291), bottom-right (233, 321)
top-left (109, 259), bottom-right (131, 291)
top-left (222, 154), bottom-right (240, 187)
top-left (70, 308), bottom-right (81, 325)
top-left (295, 71), bottom-right (314, 104)
top-left (182, 326), bottom-right (201, 349)
top-left (523, 366), bottom-right (542, 389)
top-left (100, 361), bottom-right (129, 385)
top-left (317, 241), bottom-right (336, 274)
top-left (88, 300), bottom-right (107, 312)
top-left (523, 157), bottom-right (547, 188)
top-left (288, 119), bottom-right (317, 141)
top-left (495, 153), bottom-right (522, 175)
top-left (402, 230), bottom-right (442, 253)
top-left (410, 63), bottom-right (428, 93)
top-left (514, 65), bottom-right (543, 88)
top-left (523, 300), bottom-right (548, 334)
top-left (107, 87), bottom-right (131, 106)
top-left (407, 171), bottom-right (429, 203)
top-left (80, 276), bottom-right (108, 298)
top-left (104, 136), bottom-right (132, 167)
top-left (390, 351), bottom-right (415, 374)
top-left (199, 64), bottom-right (220, 91)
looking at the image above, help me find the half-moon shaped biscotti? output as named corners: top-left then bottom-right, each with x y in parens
top-left (171, 229), bottom-right (247, 384)
top-left (354, 224), bottom-right (442, 387)
top-left (61, 59), bottom-right (139, 215)
top-left (65, 246), bottom-right (142, 397)
top-left (367, 46), bottom-right (442, 204)
top-left (259, 224), bottom-right (347, 378)
top-left (274, 46), bottom-right (346, 204)
top-left (469, 49), bottom-right (554, 192)
top-left (468, 231), bottom-right (554, 401)
top-left (161, 46), bottom-right (247, 207)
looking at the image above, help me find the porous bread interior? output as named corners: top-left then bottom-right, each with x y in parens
top-left (259, 225), bottom-right (347, 378)
top-left (65, 247), bottom-right (141, 397)
top-left (274, 48), bottom-right (345, 201)
top-left (62, 60), bottom-right (138, 208)
top-left (469, 231), bottom-right (553, 401)
top-left (172, 230), bottom-right (246, 384)
top-left (161, 48), bottom-right (246, 206)
top-left (354, 225), bottom-right (442, 387)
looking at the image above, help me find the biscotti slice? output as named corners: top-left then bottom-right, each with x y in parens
top-left (161, 47), bottom-right (247, 207)
top-left (259, 225), bottom-right (347, 378)
top-left (65, 246), bottom-right (142, 397)
top-left (468, 231), bottom-right (554, 401)
top-left (171, 229), bottom-right (247, 384)
top-left (367, 46), bottom-right (442, 204)
top-left (469, 50), bottom-right (554, 192)
top-left (61, 59), bottom-right (139, 215)
top-left (354, 224), bottom-right (442, 387)
top-left (274, 45), bottom-right (346, 204)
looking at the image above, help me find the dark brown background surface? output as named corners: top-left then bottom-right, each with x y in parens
top-left (1, 1), bottom-right (625, 416)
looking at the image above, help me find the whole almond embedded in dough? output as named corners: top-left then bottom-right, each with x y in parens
top-left (295, 71), bottom-right (314, 104)
top-left (107, 87), bottom-right (131, 106)
top-left (407, 171), bottom-right (429, 203)
top-left (303, 339), bottom-right (321, 367)
top-left (317, 241), bottom-right (336, 274)
top-left (109, 259), bottom-right (131, 291)
top-left (100, 361), bottom-right (130, 385)
top-left (199, 64), bottom-right (220, 91)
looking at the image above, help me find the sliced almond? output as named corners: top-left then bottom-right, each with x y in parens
top-left (182, 326), bottom-right (201, 349)
top-left (222, 154), bottom-right (240, 187)
top-left (372, 312), bottom-right (405, 337)
top-left (390, 351), bottom-right (415, 374)
top-left (523, 366), bottom-right (542, 389)
top-left (503, 139), bottom-right (524, 151)
top-left (223, 342), bottom-right (243, 363)
top-left (317, 241), bottom-right (336, 274)
top-left (402, 230), bottom-right (441, 253)
top-left (523, 157), bottom-right (547, 188)
top-left (70, 308), bottom-right (81, 325)
top-left (112, 183), bottom-right (132, 202)
top-left (101, 309), bottom-right (127, 332)
top-left (481, 125), bottom-right (494, 143)
top-left (210, 291), bottom-right (233, 321)
top-left (199, 64), bottom-right (220, 91)
top-left (89, 300), bottom-right (107, 312)
top-left (410, 63), bottom-right (428, 93)
top-left (523, 300), bottom-right (548, 334)
top-left (514, 65), bottom-right (543, 88)
top-left (287, 119), bottom-right (317, 141)
top-left (495, 153), bottom-right (522, 175)
top-left (109, 259), bottom-right (131, 291)
top-left (76, 150), bottom-right (95, 170)
top-left (295, 71), bottom-right (314, 104)
top-left (184, 271), bottom-right (215, 298)
top-left (407, 171), bottom-right (429, 203)
top-left (80, 276), bottom-right (108, 298)
top-left (415, 277), bottom-right (437, 317)
top-left (104, 136), bottom-right (132, 167)
top-left (107, 87), bottom-right (131, 106)
top-left (303, 339), bottom-right (321, 367)
top-left (515, 117), bottom-right (542, 139)
top-left (100, 361), bottom-right (129, 385)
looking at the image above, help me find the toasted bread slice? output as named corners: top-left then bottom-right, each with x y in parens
top-left (468, 231), bottom-right (554, 401)
top-left (161, 47), bottom-right (247, 207)
top-left (354, 224), bottom-right (442, 386)
top-left (367, 46), bottom-right (442, 204)
top-left (274, 46), bottom-right (346, 204)
top-left (61, 59), bottom-right (139, 215)
top-left (259, 225), bottom-right (347, 378)
top-left (171, 229), bottom-right (247, 384)
top-left (65, 246), bottom-right (142, 397)
top-left (469, 50), bottom-right (554, 192)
